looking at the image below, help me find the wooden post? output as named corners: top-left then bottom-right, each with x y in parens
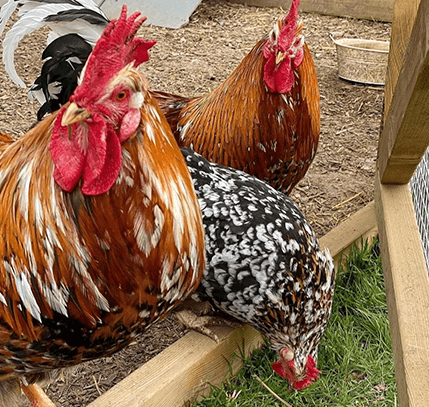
top-left (384, 0), bottom-right (422, 117)
top-left (378, 0), bottom-right (429, 184)
top-left (375, 173), bottom-right (429, 407)
top-left (376, 1), bottom-right (429, 405)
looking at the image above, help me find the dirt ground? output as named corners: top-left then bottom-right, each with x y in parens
top-left (0, 0), bottom-right (390, 405)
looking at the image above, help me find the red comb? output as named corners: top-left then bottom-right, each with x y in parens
top-left (278, 0), bottom-right (300, 52)
top-left (282, 0), bottom-right (300, 26)
top-left (72, 5), bottom-right (156, 101)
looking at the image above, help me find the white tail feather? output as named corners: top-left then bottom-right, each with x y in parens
top-left (45, 19), bottom-right (105, 45)
top-left (0, 0), bottom-right (19, 38)
top-left (0, 0), bottom-right (108, 87)
top-left (3, 5), bottom-right (82, 87)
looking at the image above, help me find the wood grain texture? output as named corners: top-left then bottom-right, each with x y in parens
top-left (319, 201), bottom-right (378, 269)
top-left (375, 172), bottom-right (429, 407)
top-left (229, 0), bottom-right (394, 22)
top-left (378, 0), bottom-right (429, 184)
top-left (384, 0), bottom-right (422, 117)
top-left (87, 325), bottom-right (264, 407)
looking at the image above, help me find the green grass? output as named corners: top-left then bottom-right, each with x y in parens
top-left (192, 240), bottom-right (397, 406)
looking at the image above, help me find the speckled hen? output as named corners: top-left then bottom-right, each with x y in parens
top-left (182, 148), bottom-right (336, 390)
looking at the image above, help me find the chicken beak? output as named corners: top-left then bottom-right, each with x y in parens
top-left (275, 52), bottom-right (286, 66)
top-left (61, 102), bottom-right (91, 126)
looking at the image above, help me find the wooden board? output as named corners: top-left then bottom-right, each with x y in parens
top-left (384, 0), bottom-right (422, 117)
top-left (229, 0), bottom-right (394, 22)
top-left (378, 0), bottom-right (429, 184)
top-left (375, 172), bottom-right (429, 407)
top-left (319, 201), bottom-right (378, 269)
top-left (87, 325), bottom-right (264, 407)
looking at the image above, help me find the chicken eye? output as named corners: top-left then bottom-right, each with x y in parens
top-left (116, 91), bottom-right (127, 101)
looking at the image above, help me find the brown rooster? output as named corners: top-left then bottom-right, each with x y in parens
top-left (155, 0), bottom-right (320, 194)
top-left (0, 8), bottom-right (205, 406)
top-left (1, 0), bottom-right (318, 195)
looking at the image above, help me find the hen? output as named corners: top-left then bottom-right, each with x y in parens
top-left (1, 0), bottom-right (319, 194)
top-left (0, 8), bottom-right (205, 406)
top-left (182, 148), bottom-right (336, 389)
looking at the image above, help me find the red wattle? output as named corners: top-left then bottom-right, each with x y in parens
top-left (272, 355), bottom-right (320, 390)
top-left (272, 360), bottom-right (294, 382)
top-left (272, 361), bottom-right (287, 378)
top-left (264, 54), bottom-right (277, 93)
top-left (81, 125), bottom-right (122, 196)
top-left (51, 109), bottom-right (123, 196)
top-left (50, 108), bottom-right (85, 192)
top-left (264, 54), bottom-right (294, 94)
top-left (82, 113), bottom-right (108, 186)
top-left (292, 377), bottom-right (313, 390)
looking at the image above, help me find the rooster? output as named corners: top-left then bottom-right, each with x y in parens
top-left (157, 0), bottom-right (320, 195)
top-left (0, 8), bottom-right (205, 406)
top-left (181, 148), bottom-right (336, 389)
top-left (1, 0), bottom-right (319, 195)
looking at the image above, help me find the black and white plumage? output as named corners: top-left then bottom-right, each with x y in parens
top-left (0, 0), bottom-right (108, 117)
top-left (182, 147), bottom-right (336, 389)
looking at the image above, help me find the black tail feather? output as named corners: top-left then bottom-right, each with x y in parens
top-left (32, 33), bottom-right (93, 120)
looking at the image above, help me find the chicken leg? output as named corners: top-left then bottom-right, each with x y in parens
top-left (20, 383), bottom-right (56, 407)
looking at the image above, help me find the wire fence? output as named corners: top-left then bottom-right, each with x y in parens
top-left (410, 146), bottom-right (429, 273)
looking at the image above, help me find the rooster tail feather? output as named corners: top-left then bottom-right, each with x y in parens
top-left (2, 5), bottom-right (54, 87)
top-left (3, 4), bottom-right (73, 87)
top-left (0, 0), bottom-right (19, 39)
top-left (1, 0), bottom-right (108, 87)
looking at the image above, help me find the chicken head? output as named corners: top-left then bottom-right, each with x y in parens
top-left (272, 347), bottom-right (321, 390)
top-left (262, 0), bottom-right (304, 94)
top-left (50, 6), bottom-right (156, 195)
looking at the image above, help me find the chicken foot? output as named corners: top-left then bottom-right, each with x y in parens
top-left (175, 300), bottom-right (242, 343)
